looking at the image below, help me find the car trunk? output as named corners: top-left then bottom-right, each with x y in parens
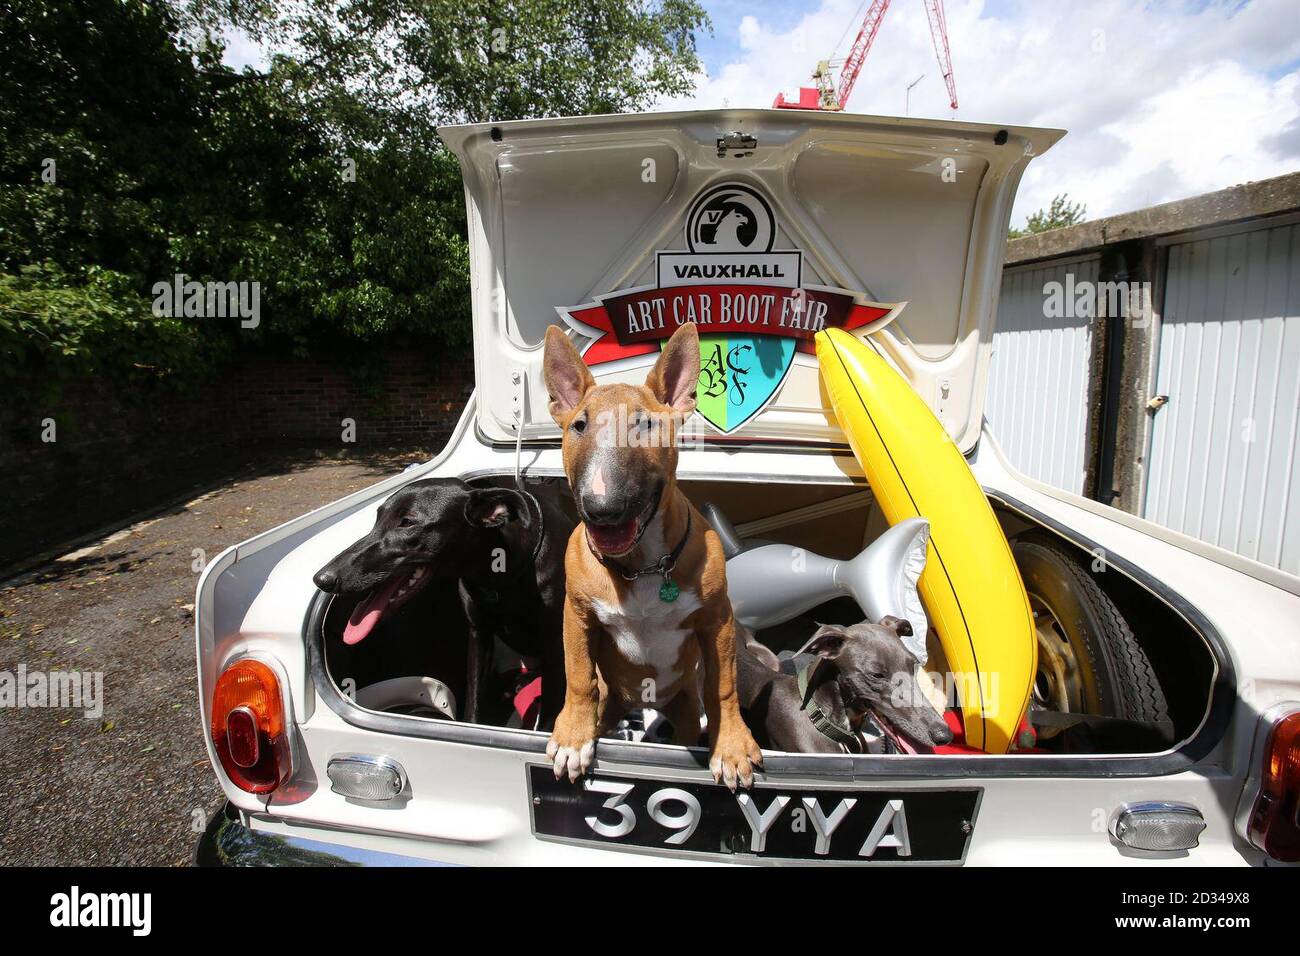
top-left (316, 470), bottom-right (1219, 758)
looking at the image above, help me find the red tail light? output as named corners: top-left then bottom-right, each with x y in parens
top-left (1247, 710), bottom-right (1300, 862)
top-left (210, 658), bottom-right (292, 794)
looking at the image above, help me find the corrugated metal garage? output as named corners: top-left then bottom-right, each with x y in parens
top-left (993, 171), bottom-right (1300, 578)
top-left (987, 256), bottom-right (1098, 495)
top-left (1143, 219), bottom-right (1300, 576)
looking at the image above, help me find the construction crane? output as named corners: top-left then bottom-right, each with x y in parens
top-left (773, 0), bottom-right (958, 113)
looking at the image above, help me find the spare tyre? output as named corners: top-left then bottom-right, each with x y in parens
top-left (1012, 536), bottom-right (1169, 724)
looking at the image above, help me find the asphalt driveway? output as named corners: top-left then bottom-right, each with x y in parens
top-left (0, 450), bottom-right (428, 865)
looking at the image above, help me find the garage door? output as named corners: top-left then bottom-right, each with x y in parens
top-left (1143, 221), bottom-right (1300, 576)
top-left (986, 256), bottom-right (1098, 494)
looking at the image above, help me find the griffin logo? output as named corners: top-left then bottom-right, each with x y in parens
top-left (686, 183), bottom-right (775, 253)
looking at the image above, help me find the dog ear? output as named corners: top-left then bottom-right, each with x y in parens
top-left (879, 615), bottom-right (913, 638)
top-left (799, 623), bottom-right (849, 659)
top-left (645, 322), bottom-right (699, 414)
top-left (465, 489), bottom-right (532, 529)
top-left (544, 326), bottom-right (595, 421)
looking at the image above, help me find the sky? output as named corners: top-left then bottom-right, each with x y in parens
top-left (224, 0), bottom-right (1300, 228)
top-left (666, 0), bottom-right (1300, 226)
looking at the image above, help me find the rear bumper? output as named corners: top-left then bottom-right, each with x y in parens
top-left (194, 803), bottom-right (453, 867)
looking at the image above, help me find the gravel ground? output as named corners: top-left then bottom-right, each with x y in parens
top-left (0, 449), bottom-right (429, 866)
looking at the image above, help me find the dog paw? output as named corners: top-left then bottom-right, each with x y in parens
top-left (546, 735), bottom-right (595, 782)
top-left (546, 705), bottom-right (598, 782)
top-left (709, 729), bottom-right (764, 791)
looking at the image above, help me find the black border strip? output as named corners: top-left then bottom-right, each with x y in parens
top-left (304, 491), bottom-right (1234, 780)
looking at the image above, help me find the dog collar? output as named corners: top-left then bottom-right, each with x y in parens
top-left (796, 658), bottom-right (862, 753)
top-left (588, 511), bottom-right (691, 603)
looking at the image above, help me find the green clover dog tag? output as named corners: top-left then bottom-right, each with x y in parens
top-left (659, 577), bottom-right (680, 603)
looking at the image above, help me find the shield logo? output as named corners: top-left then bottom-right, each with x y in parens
top-left (691, 333), bottom-right (794, 434)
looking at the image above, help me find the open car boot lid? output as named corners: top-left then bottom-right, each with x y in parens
top-left (439, 109), bottom-right (1063, 451)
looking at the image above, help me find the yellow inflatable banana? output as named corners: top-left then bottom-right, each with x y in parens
top-left (815, 328), bottom-right (1036, 753)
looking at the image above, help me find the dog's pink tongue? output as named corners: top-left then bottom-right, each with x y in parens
top-left (874, 713), bottom-right (920, 754)
top-left (588, 519), bottom-right (638, 556)
top-left (343, 577), bottom-right (404, 645)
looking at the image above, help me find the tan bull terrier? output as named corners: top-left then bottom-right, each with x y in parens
top-left (541, 322), bottom-right (763, 790)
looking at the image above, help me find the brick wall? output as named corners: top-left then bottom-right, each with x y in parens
top-left (0, 347), bottom-right (475, 570)
top-left (232, 348), bottom-right (475, 445)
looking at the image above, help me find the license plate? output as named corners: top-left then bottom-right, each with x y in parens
top-left (527, 766), bottom-right (980, 864)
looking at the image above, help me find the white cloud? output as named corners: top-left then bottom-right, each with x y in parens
top-left (663, 0), bottom-right (1300, 226)
top-left (219, 29), bottom-right (270, 72)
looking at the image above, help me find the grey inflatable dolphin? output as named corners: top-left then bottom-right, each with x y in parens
top-left (710, 509), bottom-right (931, 662)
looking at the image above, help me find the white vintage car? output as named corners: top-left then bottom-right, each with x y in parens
top-left (194, 109), bottom-right (1300, 866)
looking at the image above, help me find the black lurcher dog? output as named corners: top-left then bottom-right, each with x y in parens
top-left (313, 476), bottom-right (575, 726)
top-left (737, 616), bottom-right (954, 754)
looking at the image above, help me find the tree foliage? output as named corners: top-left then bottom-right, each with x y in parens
top-left (0, 263), bottom-right (213, 391)
top-left (1009, 193), bottom-right (1088, 239)
top-left (0, 0), bottom-right (710, 391)
top-left (285, 0), bottom-right (710, 130)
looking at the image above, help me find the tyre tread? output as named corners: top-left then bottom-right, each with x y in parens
top-left (1014, 537), bottom-right (1169, 724)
